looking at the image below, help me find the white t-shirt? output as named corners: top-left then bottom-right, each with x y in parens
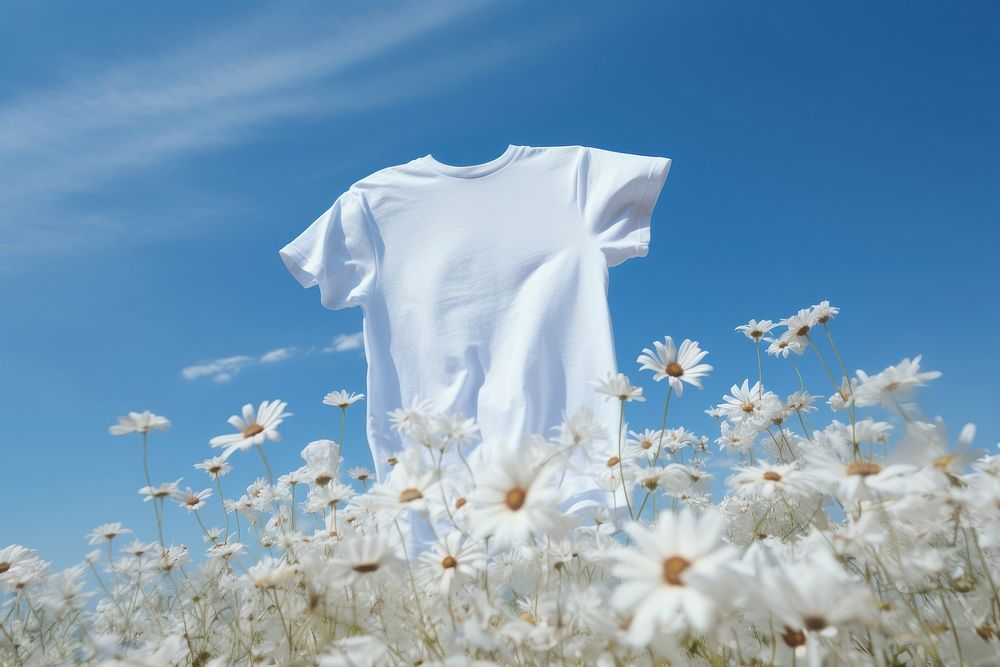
top-left (279, 144), bottom-right (671, 485)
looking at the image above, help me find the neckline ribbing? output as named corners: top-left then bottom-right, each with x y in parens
top-left (422, 144), bottom-right (524, 179)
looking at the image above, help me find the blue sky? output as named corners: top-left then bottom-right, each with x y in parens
top-left (2, 0), bottom-right (997, 569)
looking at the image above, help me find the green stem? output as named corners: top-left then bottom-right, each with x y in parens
top-left (215, 476), bottom-right (231, 539)
top-left (823, 323), bottom-right (859, 451)
top-left (615, 400), bottom-right (633, 520)
top-left (651, 386), bottom-right (674, 464)
top-left (755, 339), bottom-right (764, 399)
top-left (256, 444), bottom-right (274, 487)
top-left (141, 431), bottom-right (164, 548)
top-left (806, 332), bottom-right (840, 392)
top-left (789, 356), bottom-right (806, 393)
top-left (193, 509), bottom-right (215, 542)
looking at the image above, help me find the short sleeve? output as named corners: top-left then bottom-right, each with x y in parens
top-left (579, 146), bottom-right (671, 267)
top-left (278, 188), bottom-right (378, 310)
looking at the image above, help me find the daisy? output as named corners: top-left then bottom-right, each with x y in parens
top-left (778, 308), bottom-right (818, 343)
top-left (417, 530), bottom-right (487, 596)
top-left (194, 456), bottom-right (232, 479)
top-left (348, 467), bottom-right (372, 483)
top-left (370, 462), bottom-right (439, 518)
top-left (626, 428), bottom-right (662, 451)
top-left (468, 444), bottom-right (567, 551)
top-left (764, 333), bottom-right (806, 358)
top-left (86, 523), bottom-right (132, 544)
top-left (304, 482), bottom-right (356, 513)
top-left (657, 427), bottom-right (701, 456)
top-left (802, 450), bottom-right (932, 505)
top-left (108, 411), bottom-right (171, 436)
top-left (171, 486), bottom-right (212, 512)
top-left (387, 394), bottom-right (435, 438)
top-left (553, 407), bottom-right (608, 454)
top-left (431, 411), bottom-right (481, 449)
top-left (323, 390), bottom-right (364, 409)
top-left (35, 564), bottom-right (93, 614)
top-left (209, 399), bottom-right (292, 459)
top-left (408, 418), bottom-right (448, 452)
top-left (632, 465), bottom-right (673, 495)
top-left (152, 544), bottom-right (189, 573)
top-left (811, 300), bottom-right (840, 324)
top-left (785, 391), bottom-right (818, 414)
top-left (121, 539), bottom-right (156, 559)
top-left (590, 371), bottom-right (645, 403)
top-left (852, 355), bottom-right (942, 410)
top-left (328, 533), bottom-right (400, 585)
top-left (201, 527), bottom-right (224, 543)
top-left (715, 421), bottom-right (756, 456)
top-left (735, 319), bottom-right (776, 341)
top-left (138, 479), bottom-right (182, 502)
top-left (896, 417), bottom-right (982, 480)
top-left (827, 377), bottom-right (858, 411)
top-left (716, 380), bottom-right (783, 429)
top-left (588, 449), bottom-right (642, 491)
top-left (207, 541), bottom-right (246, 561)
top-left (726, 461), bottom-right (813, 500)
top-left (752, 549), bottom-right (877, 642)
top-left (0, 545), bottom-right (43, 582)
top-left (636, 337), bottom-right (712, 396)
top-left (608, 507), bottom-right (738, 646)
top-left (242, 555), bottom-right (295, 589)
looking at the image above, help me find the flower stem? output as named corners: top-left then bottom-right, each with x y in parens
top-left (215, 476), bottom-right (231, 538)
top-left (141, 431), bottom-right (165, 548)
top-left (755, 339), bottom-right (764, 399)
top-left (651, 386), bottom-right (674, 464)
top-left (256, 444), bottom-right (274, 487)
top-left (616, 399), bottom-right (633, 520)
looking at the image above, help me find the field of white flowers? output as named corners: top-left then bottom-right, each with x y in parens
top-left (3, 300), bottom-right (999, 666)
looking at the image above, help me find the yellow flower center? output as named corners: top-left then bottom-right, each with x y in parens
top-left (846, 462), bottom-right (882, 477)
top-left (665, 362), bottom-right (684, 377)
top-left (442, 556), bottom-right (458, 569)
top-left (242, 423), bottom-right (264, 438)
top-left (352, 563), bottom-right (380, 573)
top-left (763, 471), bottom-right (782, 482)
top-left (781, 626), bottom-right (806, 647)
top-left (506, 487), bottom-right (527, 511)
top-left (662, 556), bottom-right (690, 586)
top-left (933, 455), bottom-right (954, 470)
top-left (803, 615), bottom-right (828, 631)
top-left (606, 456), bottom-right (621, 468)
top-left (399, 488), bottom-right (423, 503)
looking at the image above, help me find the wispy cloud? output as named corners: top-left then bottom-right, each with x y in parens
top-left (180, 355), bottom-right (258, 384)
top-left (324, 332), bottom-right (364, 353)
top-left (0, 0), bottom-right (588, 271)
top-left (183, 333), bottom-right (362, 382)
top-left (258, 347), bottom-right (298, 364)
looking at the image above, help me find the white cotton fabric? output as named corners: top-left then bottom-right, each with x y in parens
top-left (279, 144), bottom-right (671, 486)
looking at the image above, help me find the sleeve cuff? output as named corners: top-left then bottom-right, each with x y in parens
top-left (279, 245), bottom-right (319, 289)
top-left (635, 156), bottom-right (672, 258)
